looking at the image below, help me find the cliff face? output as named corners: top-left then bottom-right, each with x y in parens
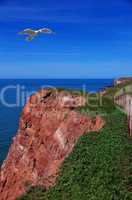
top-left (0, 89), bottom-right (105, 200)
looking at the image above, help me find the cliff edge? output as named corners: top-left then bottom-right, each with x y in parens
top-left (0, 89), bottom-right (105, 200)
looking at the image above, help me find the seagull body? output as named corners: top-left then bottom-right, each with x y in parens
top-left (19, 28), bottom-right (55, 41)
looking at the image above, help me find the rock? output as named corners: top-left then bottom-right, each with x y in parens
top-left (0, 89), bottom-right (105, 200)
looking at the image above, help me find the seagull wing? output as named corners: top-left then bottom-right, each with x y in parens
top-left (19, 29), bottom-right (35, 35)
top-left (40, 28), bottom-right (54, 34)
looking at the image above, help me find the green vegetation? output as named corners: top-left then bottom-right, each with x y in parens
top-left (104, 80), bottom-right (132, 98)
top-left (18, 86), bottom-right (132, 200)
top-left (78, 94), bottom-right (116, 117)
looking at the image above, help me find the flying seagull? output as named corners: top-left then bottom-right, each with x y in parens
top-left (19, 28), bottom-right (55, 41)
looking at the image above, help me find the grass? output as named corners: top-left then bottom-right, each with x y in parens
top-left (18, 86), bottom-right (132, 200)
top-left (104, 80), bottom-right (132, 98)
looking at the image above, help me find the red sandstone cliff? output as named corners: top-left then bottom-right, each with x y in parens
top-left (0, 89), bottom-right (105, 200)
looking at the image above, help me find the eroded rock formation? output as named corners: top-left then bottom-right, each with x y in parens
top-left (0, 89), bottom-right (105, 200)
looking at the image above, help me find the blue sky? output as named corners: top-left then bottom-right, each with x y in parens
top-left (0, 0), bottom-right (132, 78)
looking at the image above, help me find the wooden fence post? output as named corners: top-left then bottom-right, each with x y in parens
top-left (128, 98), bottom-right (132, 136)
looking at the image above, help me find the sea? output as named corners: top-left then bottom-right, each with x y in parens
top-left (0, 79), bottom-right (114, 164)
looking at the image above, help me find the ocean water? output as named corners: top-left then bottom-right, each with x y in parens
top-left (0, 79), bottom-right (114, 164)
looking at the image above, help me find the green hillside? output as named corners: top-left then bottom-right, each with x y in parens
top-left (18, 90), bottom-right (132, 200)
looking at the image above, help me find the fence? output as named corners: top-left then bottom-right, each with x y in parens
top-left (114, 94), bottom-right (132, 136)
